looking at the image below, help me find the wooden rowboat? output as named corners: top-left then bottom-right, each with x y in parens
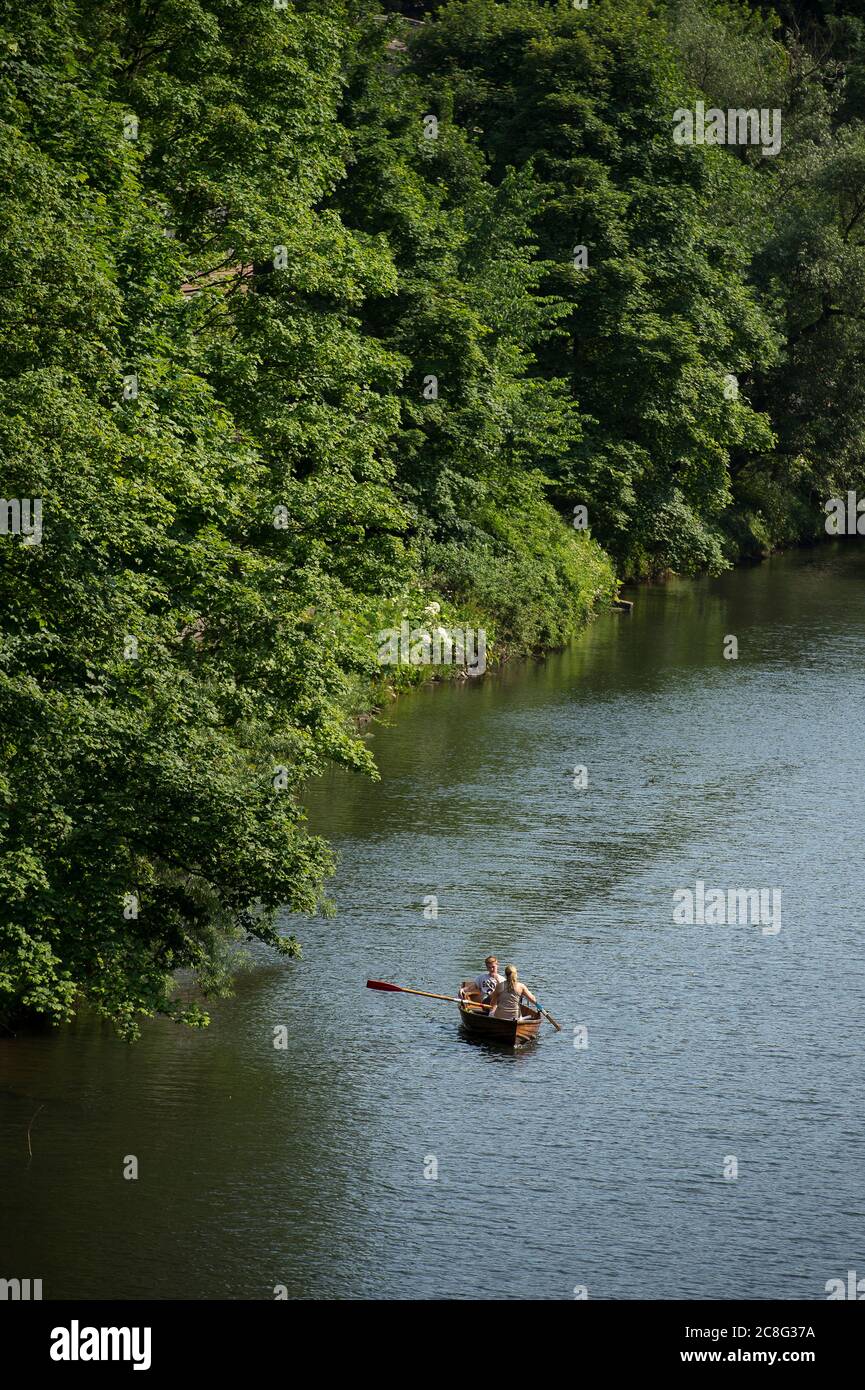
top-left (458, 1004), bottom-right (541, 1044)
top-left (365, 978), bottom-right (556, 1042)
top-left (458, 984), bottom-right (541, 1045)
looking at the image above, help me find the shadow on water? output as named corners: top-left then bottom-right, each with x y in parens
top-left (456, 1028), bottom-right (542, 1059)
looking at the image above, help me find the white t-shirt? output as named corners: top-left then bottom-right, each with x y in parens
top-left (474, 971), bottom-right (503, 1001)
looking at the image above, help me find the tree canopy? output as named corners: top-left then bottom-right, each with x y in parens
top-left (1, 0), bottom-right (861, 1035)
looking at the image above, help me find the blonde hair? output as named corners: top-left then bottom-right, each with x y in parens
top-left (504, 964), bottom-right (519, 995)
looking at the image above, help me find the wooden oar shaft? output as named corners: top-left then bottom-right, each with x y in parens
top-left (367, 979), bottom-right (561, 1027)
top-left (367, 980), bottom-right (491, 1009)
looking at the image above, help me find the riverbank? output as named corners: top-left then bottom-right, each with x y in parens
top-left (4, 545), bottom-right (862, 1298)
top-left (349, 524), bottom-right (836, 731)
top-left (346, 519), bottom-right (617, 720)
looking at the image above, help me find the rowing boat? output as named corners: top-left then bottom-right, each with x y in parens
top-left (458, 983), bottom-right (541, 1044)
top-left (458, 1003), bottom-right (542, 1044)
top-left (365, 978), bottom-right (555, 1040)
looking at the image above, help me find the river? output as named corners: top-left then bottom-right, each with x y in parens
top-left (2, 545), bottom-right (863, 1300)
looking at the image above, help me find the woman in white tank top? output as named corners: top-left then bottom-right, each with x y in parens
top-left (489, 964), bottom-right (537, 1020)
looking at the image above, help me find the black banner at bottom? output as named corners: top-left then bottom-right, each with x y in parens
top-left (0, 1297), bottom-right (858, 1374)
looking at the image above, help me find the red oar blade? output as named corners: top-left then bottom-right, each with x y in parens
top-left (366, 979), bottom-right (402, 992)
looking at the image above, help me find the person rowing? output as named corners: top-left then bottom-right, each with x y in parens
top-left (488, 964), bottom-right (537, 1021)
top-left (472, 955), bottom-right (503, 1005)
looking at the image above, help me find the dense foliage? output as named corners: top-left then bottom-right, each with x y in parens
top-left (1, 0), bottom-right (861, 1033)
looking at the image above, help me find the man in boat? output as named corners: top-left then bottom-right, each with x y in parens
top-left (469, 955), bottom-right (503, 1005)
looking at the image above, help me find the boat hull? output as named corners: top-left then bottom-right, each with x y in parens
top-left (458, 1003), bottom-right (541, 1045)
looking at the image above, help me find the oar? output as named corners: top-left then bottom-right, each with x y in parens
top-left (368, 978), bottom-right (562, 1029)
top-left (534, 1001), bottom-right (562, 1032)
top-left (366, 979), bottom-right (491, 1009)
